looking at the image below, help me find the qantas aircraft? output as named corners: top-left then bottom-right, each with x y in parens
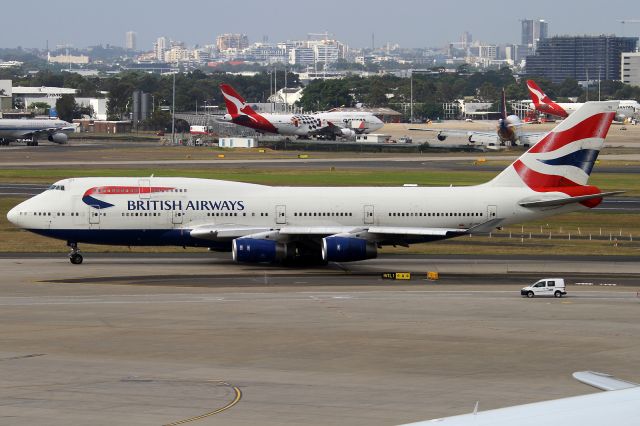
top-left (402, 371), bottom-right (640, 425)
top-left (219, 83), bottom-right (384, 139)
top-left (0, 118), bottom-right (74, 146)
top-left (411, 90), bottom-right (547, 150)
top-left (527, 79), bottom-right (640, 121)
top-left (7, 101), bottom-right (621, 265)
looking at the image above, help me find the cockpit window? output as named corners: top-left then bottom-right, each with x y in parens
top-left (47, 184), bottom-right (65, 191)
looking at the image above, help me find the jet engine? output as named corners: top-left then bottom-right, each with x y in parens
top-left (321, 236), bottom-right (377, 262)
top-left (232, 238), bottom-right (287, 263)
top-left (48, 132), bottom-right (69, 144)
top-left (340, 128), bottom-right (357, 139)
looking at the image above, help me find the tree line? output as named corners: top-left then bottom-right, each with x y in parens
top-left (4, 67), bottom-right (640, 126)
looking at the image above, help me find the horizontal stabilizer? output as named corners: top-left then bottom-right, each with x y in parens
top-left (573, 371), bottom-right (639, 391)
top-left (519, 191), bottom-right (624, 208)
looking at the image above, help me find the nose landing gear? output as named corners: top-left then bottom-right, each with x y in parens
top-left (67, 242), bottom-right (83, 264)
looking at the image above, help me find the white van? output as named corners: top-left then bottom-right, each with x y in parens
top-left (521, 278), bottom-right (566, 298)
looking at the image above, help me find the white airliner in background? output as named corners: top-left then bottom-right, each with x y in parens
top-left (0, 118), bottom-right (74, 146)
top-left (527, 79), bottom-right (640, 121)
top-left (403, 371), bottom-right (640, 425)
top-left (219, 83), bottom-right (384, 139)
top-left (411, 90), bottom-right (548, 150)
top-left (7, 101), bottom-right (621, 264)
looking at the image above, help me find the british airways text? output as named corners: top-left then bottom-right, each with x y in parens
top-left (127, 200), bottom-right (245, 211)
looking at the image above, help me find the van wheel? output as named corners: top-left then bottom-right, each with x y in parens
top-left (554, 291), bottom-right (562, 298)
top-left (527, 291), bottom-right (534, 298)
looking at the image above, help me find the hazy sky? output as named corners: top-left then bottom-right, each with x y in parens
top-left (2, 0), bottom-right (637, 50)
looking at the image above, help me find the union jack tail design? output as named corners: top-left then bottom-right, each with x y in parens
top-left (490, 101), bottom-right (618, 207)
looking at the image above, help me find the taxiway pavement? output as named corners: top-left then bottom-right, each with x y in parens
top-left (0, 254), bottom-right (638, 425)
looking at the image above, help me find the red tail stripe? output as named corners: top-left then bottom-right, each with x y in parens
top-left (529, 112), bottom-right (615, 154)
top-left (513, 161), bottom-right (602, 208)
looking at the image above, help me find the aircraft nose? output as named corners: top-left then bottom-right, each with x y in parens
top-left (7, 205), bottom-right (19, 227)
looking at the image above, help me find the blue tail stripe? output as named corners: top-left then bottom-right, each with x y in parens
top-left (538, 149), bottom-right (600, 175)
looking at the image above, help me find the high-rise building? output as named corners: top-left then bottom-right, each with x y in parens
top-left (216, 34), bottom-right (249, 51)
top-left (526, 35), bottom-right (639, 83)
top-left (126, 31), bottom-right (137, 51)
top-left (621, 52), bottom-right (640, 86)
top-left (154, 36), bottom-right (168, 62)
top-left (460, 31), bottom-right (472, 49)
top-left (521, 19), bottom-right (548, 48)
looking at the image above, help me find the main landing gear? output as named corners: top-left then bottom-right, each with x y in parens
top-left (67, 242), bottom-right (83, 264)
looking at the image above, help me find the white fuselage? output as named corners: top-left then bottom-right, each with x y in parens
top-left (8, 177), bottom-right (582, 249)
top-left (531, 101), bottom-right (640, 120)
top-left (225, 111), bottom-right (385, 137)
top-left (0, 119), bottom-right (73, 140)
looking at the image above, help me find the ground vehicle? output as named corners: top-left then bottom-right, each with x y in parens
top-left (521, 278), bottom-right (567, 298)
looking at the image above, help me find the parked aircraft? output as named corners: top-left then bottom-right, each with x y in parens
top-left (7, 101), bottom-right (621, 265)
top-left (0, 118), bottom-right (74, 146)
top-left (219, 83), bottom-right (384, 139)
top-left (527, 79), bottom-right (640, 121)
top-left (410, 90), bottom-right (546, 150)
top-left (402, 371), bottom-right (640, 425)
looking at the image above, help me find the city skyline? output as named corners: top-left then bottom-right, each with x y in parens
top-left (0, 0), bottom-right (637, 50)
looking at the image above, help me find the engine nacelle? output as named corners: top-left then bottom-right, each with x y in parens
top-left (322, 237), bottom-right (377, 262)
top-left (232, 238), bottom-right (287, 263)
top-left (437, 132), bottom-right (447, 141)
top-left (48, 132), bottom-right (68, 144)
top-left (340, 128), bottom-right (356, 139)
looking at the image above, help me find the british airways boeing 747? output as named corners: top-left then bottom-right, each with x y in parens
top-left (7, 101), bottom-right (621, 265)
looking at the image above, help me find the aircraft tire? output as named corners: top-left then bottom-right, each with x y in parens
top-left (70, 253), bottom-right (83, 265)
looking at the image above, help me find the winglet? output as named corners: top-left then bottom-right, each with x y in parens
top-left (573, 371), bottom-right (639, 391)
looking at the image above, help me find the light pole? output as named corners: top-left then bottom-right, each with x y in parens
top-left (410, 69), bottom-right (413, 123)
top-left (171, 72), bottom-right (176, 145)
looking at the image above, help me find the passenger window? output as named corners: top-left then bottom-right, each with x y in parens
top-left (547, 281), bottom-right (555, 287)
top-left (534, 282), bottom-right (545, 288)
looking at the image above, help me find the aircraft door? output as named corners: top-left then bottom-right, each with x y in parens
top-left (276, 205), bottom-right (287, 225)
top-left (89, 207), bottom-right (101, 225)
top-left (172, 210), bottom-right (184, 225)
top-left (487, 205), bottom-right (497, 220)
top-left (364, 205), bottom-right (374, 225)
top-left (138, 179), bottom-right (151, 199)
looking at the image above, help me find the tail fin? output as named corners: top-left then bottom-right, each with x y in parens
top-left (526, 79), bottom-right (568, 118)
top-left (500, 88), bottom-right (507, 120)
top-left (526, 80), bottom-right (550, 106)
top-left (219, 84), bottom-right (257, 117)
top-left (490, 101), bottom-right (618, 191)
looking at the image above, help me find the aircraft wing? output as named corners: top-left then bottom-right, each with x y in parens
top-left (189, 220), bottom-right (504, 245)
top-left (518, 131), bottom-right (546, 146)
top-left (573, 371), bottom-right (639, 391)
top-left (409, 127), bottom-right (496, 139)
top-left (190, 225), bottom-right (273, 240)
top-left (401, 371), bottom-right (640, 426)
